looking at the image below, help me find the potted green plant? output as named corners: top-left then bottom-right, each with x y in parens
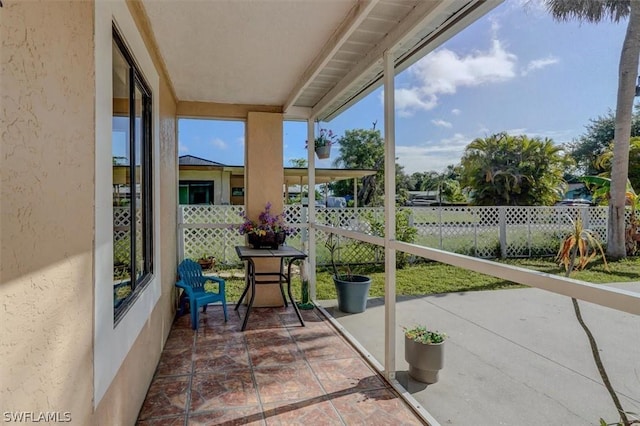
top-left (197, 253), bottom-right (215, 270)
top-left (307, 128), bottom-right (337, 160)
top-left (403, 325), bottom-right (447, 384)
top-left (325, 232), bottom-right (371, 313)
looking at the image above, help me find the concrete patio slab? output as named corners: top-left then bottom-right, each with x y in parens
top-left (318, 282), bottom-right (640, 425)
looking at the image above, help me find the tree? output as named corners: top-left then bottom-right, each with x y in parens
top-left (395, 163), bottom-right (412, 206)
top-left (554, 216), bottom-right (631, 426)
top-left (288, 158), bottom-right (307, 168)
top-left (286, 158), bottom-right (308, 205)
top-left (546, 0), bottom-right (640, 259)
top-left (331, 128), bottom-right (385, 206)
top-left (596, 137), bottom-right (640, 192)
top-left (567, 107), bottom-right (640, 175)
top-left (439, 179), bottom-right (466, 204)
top-left (580, 175), bottom-right (639, 255)
top-left (459, 132), bottom-right (571, 206)
top-left (408, 171), bottom-right (441, 191)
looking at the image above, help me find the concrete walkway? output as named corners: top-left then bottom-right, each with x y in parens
top-left (319, 282), bottom-right (640, 425)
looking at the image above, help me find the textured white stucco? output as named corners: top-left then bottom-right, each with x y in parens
top-left (1, 0), bottom-right (96, 421)
top-left (1, 1), bottom-right (178, 424)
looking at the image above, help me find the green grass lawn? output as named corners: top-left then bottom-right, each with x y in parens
top-left (217, 256), bottom-right (639, 303)
top-left (500, 256), bottom-right (640, 284)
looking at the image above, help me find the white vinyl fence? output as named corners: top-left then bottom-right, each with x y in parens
top-left (166, 205), bottom-right (630, 266)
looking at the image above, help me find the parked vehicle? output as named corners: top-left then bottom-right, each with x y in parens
top-left (555, 199), bottom-right (594, 207)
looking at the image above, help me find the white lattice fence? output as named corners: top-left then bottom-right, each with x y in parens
top-left (182, 205), bottom-right (245, 225)
top-left (113, 207), bottom-right (132, 264)
top-left (178, 205), bottom-right (306, 265)
top-left (177, 205), bottom-right (625, 265)
top-left (315, 208), bottom-right (385, 265)
top-left (505, 207), bottom-right (558, 257)
top-left (409, 207), bottom-right (501, 257)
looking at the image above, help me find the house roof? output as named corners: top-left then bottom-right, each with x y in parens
top-left (139, 0), bottom-right (502, 121)
top-left (179, 155), bottom-right (226, 167)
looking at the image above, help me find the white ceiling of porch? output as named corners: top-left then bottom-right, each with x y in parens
top-left (141, 0), bottom-right (501, 121)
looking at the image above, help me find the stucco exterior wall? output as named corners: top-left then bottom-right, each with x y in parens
top-left (179, 169), bottom-right (225, 204)
top-left (1, 1), bottom-right (177, 424)
top-left (245, 112), bottom-right (286, 306)
top-left (0, 0), bottom-right (96, 422)
top-left (93, 74), bottom-right (177, 425)
top-left (230, 176), bottom-right (244, 205)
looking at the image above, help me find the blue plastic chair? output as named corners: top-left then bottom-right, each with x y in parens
top-left (177, 259), bottom-right (228, 330)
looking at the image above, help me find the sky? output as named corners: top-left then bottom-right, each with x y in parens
top-left (178, 1), bottom-right (636, 175)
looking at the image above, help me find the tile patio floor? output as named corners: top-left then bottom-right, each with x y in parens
top-left (136, 305), bottom-right (425, 425)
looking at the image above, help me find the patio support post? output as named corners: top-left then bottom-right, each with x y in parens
top-left (353, 178), bottom-right (358, 208)
top-left (307, 119), bottom-right (317, 300)
top-left (383, 49), bottom-right (397, 379)
top-left (245, 112), bottom-right (286, 306)
top-left (178, 206), bottom-right (185, 261)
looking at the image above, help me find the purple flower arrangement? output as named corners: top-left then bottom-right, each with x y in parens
top-left (305, 128), bottom-right (337, 149)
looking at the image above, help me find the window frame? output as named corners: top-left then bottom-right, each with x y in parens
top-left (112, 26), bottom-right (154, 323)
top-left (179, 180), bottom-right (215, 205)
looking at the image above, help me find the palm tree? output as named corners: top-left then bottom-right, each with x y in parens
top-left (545, 0), bottom-right (640, 259)
top-left (460, 133), bottom-right (569, 205)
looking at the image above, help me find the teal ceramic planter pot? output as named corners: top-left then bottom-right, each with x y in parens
top-left (333, 275), bottom-right (371, 313)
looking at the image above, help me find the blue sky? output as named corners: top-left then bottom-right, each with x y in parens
top-left (178, 1), bottom-right (635, 175)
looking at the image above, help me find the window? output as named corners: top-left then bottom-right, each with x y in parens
top-left (179, 181), bottom-right (215, 205)
top-left (112, 27), bottom-right (153, 321)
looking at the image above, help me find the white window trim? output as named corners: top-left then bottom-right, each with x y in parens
top-left (94, 0), bottom-right (161, 406)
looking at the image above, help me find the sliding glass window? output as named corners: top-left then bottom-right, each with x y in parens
top-left (112, 27), bottom-right (153, 322)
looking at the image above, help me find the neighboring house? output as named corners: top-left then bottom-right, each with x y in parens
top-left (178, 155), bottom-right (243, 205)
top-left (178, 155), bottom-right (376, 206)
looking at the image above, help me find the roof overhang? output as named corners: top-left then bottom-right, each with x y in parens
top-left (177, 163), bottom-right (376, 185)
top-left (140, 0), bottom-right (502, 121)
top-left (284, 167), bottom-right (377, 185)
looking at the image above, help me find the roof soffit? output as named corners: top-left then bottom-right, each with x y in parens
top-left (141, 0), bottom-right (355, 105)
top-left (139, 0), bottom-right (501, 121)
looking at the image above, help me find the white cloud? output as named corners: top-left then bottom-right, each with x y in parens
top-left (451, 108), bottom-right (461, 116)
top-left (431, 119), bottom-right (452, 128)
top-left (395, 39), bottom-right (517, 116)
top-left (236, 136), bottom-right (245, 147)
top-left (178, 144), bottom-right (189, 154)
top-left (394, 88), bottom-right (437, 117)
top-left (503, 127), bottom-right (528, 135)
top-left (210, 137), bottom-right (227, 150)
top-left (521, 56), bottom-right (559, 76)
top-left (522, 128), bottom-right (575, 143)
top-left (477, 125), bottom-right (490, 134)
top-left (396, 133), bottom-right (471, 174)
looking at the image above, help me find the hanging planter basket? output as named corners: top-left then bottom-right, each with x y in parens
top-left (315, 144), bottom-right (331, 160)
